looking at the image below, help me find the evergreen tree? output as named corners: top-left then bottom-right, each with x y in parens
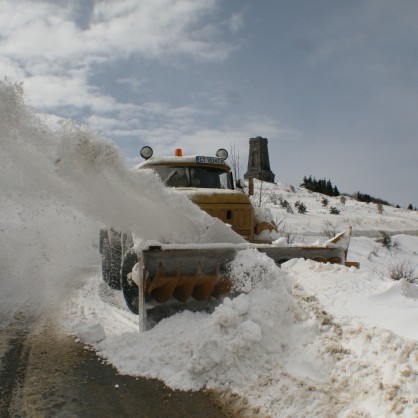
top-left (300, 176), bottom-right (341, 197)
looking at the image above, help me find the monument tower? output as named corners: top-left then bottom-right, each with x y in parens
top-left (244, 136), bottom-right (275, 183)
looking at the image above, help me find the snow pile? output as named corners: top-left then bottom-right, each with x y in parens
top-left (93, 250), bottom-right (296, 390)
top-left (65, 237), bottom-right (418, 417)
top-left (229, 248), bottom-right (282, 292)
top-left (284, 257), bottom-right (418, 341)
top-left (76, 321), bottom-right (105, 344)
top-left (67, 250), bottom-right (310, 391)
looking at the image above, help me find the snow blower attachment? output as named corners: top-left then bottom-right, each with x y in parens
top-left (118, 229), bottom-right (353, 330)
top-left (134, 235), bottom-right (350, 299)
top-left (100, 146), bottom-right (357, 327)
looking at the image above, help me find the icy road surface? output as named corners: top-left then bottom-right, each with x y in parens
top-left (0, 305), bottom-right (227, 417)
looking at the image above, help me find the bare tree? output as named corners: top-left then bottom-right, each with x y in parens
top-left (229, 141), bottom-right (241, 184)
top-left (275, 217), bottom-right (295, 244)
top-left (258, 170), bottom-right (264, 207)
top-left (322, 220), bottom-right (338, 239)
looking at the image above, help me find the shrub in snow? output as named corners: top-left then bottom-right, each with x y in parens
top-left (377, 232), bottom-right (399, 250)
top-left (267, 192), bottom-right (278, 205)
top-left (376, 203), bottom-right (384, 214)
top-left (329, 206), bottom-right (340, 215)
top-left (321, 197), bottom-right (329, 207)
top-left (295, 200), bottom-right (307, 214)
top-left (279, 197), bottom-right (293, 213)
top-left (340, 195), bottom-right (346, 205)
top-left (388, 260), bottom-right (417, 284)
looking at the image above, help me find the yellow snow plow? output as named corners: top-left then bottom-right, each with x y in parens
top-left (99, 146), bottom-right (357, 323)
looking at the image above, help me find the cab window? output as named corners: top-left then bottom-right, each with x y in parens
top-left (152, 166), bottom-right (233, 189)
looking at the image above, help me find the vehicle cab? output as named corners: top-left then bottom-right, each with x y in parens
top-left (135, 146), bottom-right (255, 241)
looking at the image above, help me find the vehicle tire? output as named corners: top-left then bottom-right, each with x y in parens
top-left (101, 236), bottom-right (111, 284)
top-left (108, 233), bottom-right (122, 290)
top-left (100, 230), bottom-right (122, 289)
top-left (121, 249), bottom-right (139, 315)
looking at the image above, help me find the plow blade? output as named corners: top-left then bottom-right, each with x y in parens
top-left (256, 244), bottom-right (346, 266)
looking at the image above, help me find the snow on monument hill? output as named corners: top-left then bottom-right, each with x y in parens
top-left (1, 80), bottom-right (417, 417)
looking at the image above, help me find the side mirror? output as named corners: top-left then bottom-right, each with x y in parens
top-left (236, 179), bottom-right (246, 189)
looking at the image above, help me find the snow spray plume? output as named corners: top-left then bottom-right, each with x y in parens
top-left (0, 80), bottom-right (210, 320)
top-left (54, 119), bottom-right (211, 242)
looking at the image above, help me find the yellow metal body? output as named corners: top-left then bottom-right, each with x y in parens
top-left (137, 158), bottom-right (257, 242)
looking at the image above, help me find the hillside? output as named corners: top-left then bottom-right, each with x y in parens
top-left (250, 179), bottom-right (418, 238)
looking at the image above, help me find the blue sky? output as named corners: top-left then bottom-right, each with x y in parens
top-left (1, 0), bottom-right (417, 207)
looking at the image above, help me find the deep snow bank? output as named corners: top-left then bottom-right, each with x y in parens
top-left (282, 258), bottom-right (418, 340)
top-left (65, 240), bottom-right (418, 417)
top-left (69, 250), bottom-right (313, 391)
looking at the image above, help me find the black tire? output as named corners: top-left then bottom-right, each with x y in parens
top-left (100, 230), bottom-right (122, 289)
top-left (101, 236), bottom-right (111, 284)
top-left (108, 234), bottom-right (122, 290)
top-left (121, 249), bottom-right (139, 314)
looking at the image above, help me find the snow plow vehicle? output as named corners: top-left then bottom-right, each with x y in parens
top-left (100, 146), bottom-right (355, 325)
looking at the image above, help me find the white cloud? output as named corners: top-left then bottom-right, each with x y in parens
top-left (0, 0), bottom-right (237, 127)
top-left (1, 0), bottom-right (228, 70)
top-left (85, 114), bottom-right (122, 131)
top-left (23, 73), bottom-right (116, 113)
top-left (0, 58), bottom-right (25, 80)
top-left (228, 12), bottom-right (244, 34)
top-left (108, 107), bottom-right (296, 170)
top-left (116, 77), bottom-right (148, 91)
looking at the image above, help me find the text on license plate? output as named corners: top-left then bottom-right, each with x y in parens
top-left (196, 156), bottom-right (225, 164)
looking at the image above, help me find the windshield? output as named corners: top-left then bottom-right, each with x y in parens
top-left (152, 166), bottom-right (233, 189)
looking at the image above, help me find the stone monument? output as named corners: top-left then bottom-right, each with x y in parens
top-left (244, 136), bottom-right (275, 183)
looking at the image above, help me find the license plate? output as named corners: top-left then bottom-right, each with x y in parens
top-left (196, 156), bottom-right (225, 165)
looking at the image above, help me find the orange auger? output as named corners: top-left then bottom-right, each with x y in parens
top-left (145, 262), bottom-right (229, 303)
top-left (138, 247), bottom-right (236, 304)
